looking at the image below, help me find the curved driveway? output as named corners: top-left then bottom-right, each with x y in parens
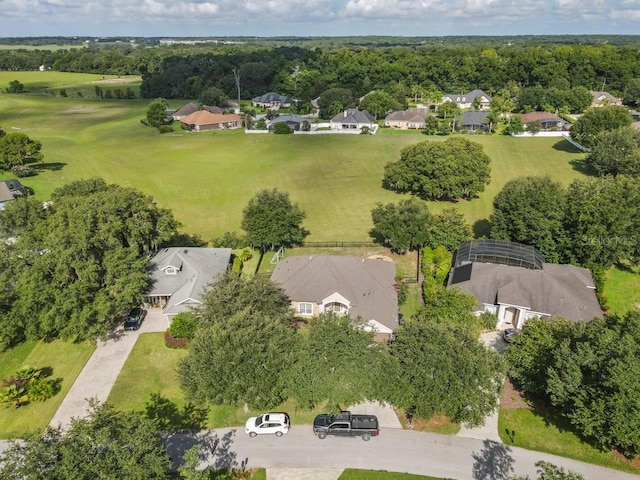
top-left (164, 427), bottom-right (639, 480)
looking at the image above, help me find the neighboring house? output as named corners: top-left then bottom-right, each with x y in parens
top-left (590, 90), bottom-right (622, 108)
top-left (172, 102), bottom-right (200, 121)
top-left (460, 111), bottom-right (490, 131)
top-left (442, 89), bottom-right (492, 110)
top-left (384, 108), bottom-right (429, 129)
top-left (330, 109), bottom-right (376, 131)
top-left (145, 247), bottom-right (232, 320)
top-left (447, 240), bottom-right (602, 331)
top-left (203, 105), bottom-right (224, 115)
top-left (269, 114), bottom-right (310, 131)
top-left (270, 255), bottom-right (399, 341)
top-left (0, 179), bottom-right (27, 210)
top-left (180, 111), bottom-right (243, 131)
top-left (517, 112), bottom-right (570, 131)
top-left (252, 92), bottom-right (293, 109)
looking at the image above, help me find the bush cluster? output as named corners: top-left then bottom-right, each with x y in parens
top-left (164, 331), bottom-right (190, 349)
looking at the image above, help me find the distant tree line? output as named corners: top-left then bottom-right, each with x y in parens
top-left (2, 42), bottom-right (640, 105)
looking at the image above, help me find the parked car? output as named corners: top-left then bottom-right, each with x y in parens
top-left (123, 307), bottom-right (144, 331)
top-left (502, 327), bottom-right (518, 343)
top-left (244, 412), bottom-right (290, 437)
top-left (313, 411), bottom-right (379, 441)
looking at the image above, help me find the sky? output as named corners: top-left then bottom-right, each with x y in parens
top-left (1, 0), bottom-right (639, 38)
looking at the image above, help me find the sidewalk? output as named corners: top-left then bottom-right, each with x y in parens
top-left (49, 308), bottom-right (167, 430)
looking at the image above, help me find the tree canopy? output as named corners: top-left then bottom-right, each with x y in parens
top-left (145, 98), bottom-right (169, 129)
top-left (506, 313), bottom-right (640, 457)
top-left (383, 137), bottom-right (491, 201)
top-left (570, 105), bottom-right (633, 149)
top-left (0, 178), bottom-right (179, 348)
top-left (0, 132), bottom-right (43, 170)
top-left (359, 90), bottom-right (402, 118)
top-left (584, 127), bottom-right (640, 177)
top-left (370, 198), bottom-right (432, 254)
top-left (317, 87), bottom-right (354, 118)
top-left (0, 400), bottom-right (170, 479)
top-left (241, 188), bottom-right (309, 251)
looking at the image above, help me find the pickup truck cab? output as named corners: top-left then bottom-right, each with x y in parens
top-left (313, 411), bottom-right (379, 441)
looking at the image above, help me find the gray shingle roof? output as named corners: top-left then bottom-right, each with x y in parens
top-left (147, 247), bottom-right (232, 316)
top-left (172, 102), bottom-right (199, 118)
top-left (270, 255), bottom-right (399, 330)
top-left (461, 110), bottom-right (490, 127)
top-left (252, 92), bottom-right (293, 104)
top-left (385, 108), bottom-right (429, 123)
top-left (448, 261), bottom-right (602, 322)
top-left (330, 109), bottom-right (375, 124)
top-left (443, 89), bottom-right (491, 104)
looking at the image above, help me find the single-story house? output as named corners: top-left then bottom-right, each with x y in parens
top-left (172, 102), bottom-right (200, 121)
top-left (203, 105), bottom-right (224, 115)
top-left (384, 108), bottom-right (429, 129)
top-left (460, 111), bottom-right (490, 131)
top-left (180, 111), bottom-right (243, 131)
top-left (442, 89), bottom-right (492, 110)
top-left (270, 255), bottom-right (399, 341)
top-left (252, 92), bottom-right (293, 109)
top-left (447, 240), bottom-right (602, 331)
top-left (330, 109), bottom-right (375, 131)
top-left (590, 91), bottom-right (622, 108)
top-left (518, 112), bottom-right (570, 131)
top-left (145, 247), bottom-right (232, 320)
top-left (269, 115), bottom-right (310, 131)
top-left (0, 179), bottom-right (27, 210)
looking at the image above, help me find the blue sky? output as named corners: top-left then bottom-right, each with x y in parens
top-left (1, 0), bottom-right (639, 37)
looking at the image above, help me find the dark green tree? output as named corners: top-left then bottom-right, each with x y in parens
top-left (490, 176), bottom-right (567, 262)
top-left (0, 400), bottom-right (170, 479)
top-left (584, 127), bottom-right (640, 177)
top-left (570, 105), bottom-right (633, 149)
top-left (422, 115), bottom-right (440, 135)
top-left (369, 198), bottom-right (432, 254)
top-left (145, 98), bottom-right (169, 129)
top-left (241, 188), bottom-right (309, 251)
top-left (317, 88), bottom-right (353, 118)
top-left (384, 321), bottom-right (504, 427)
top-left (623, 78), bottom-right (640, 108)
top-left (510, 461), bottom-right (584, 480)
top-left (6, 80), bottom-right (24, 93)
top-left (383, 138), bottom-right (491, 201)
top-left (272, 122), bottom-right (293, 134)
top-left (359, 91), bottom-right (401, 118)
top-left (198, 86), bottom-right (227, 106)
top-left (288, 313), bottom-right (383, 409)
top-left (179, 308), bottom-right (298, 409)
top-left (427, 208), bottom-right (472, 251)
top-left (526, 120), bottom-right (543, 135)
top-left (0, 132), bottom-right (43, 170)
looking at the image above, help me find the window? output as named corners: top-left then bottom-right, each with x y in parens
top-left (325, 302), bottom-right (348, 315)
top-left (297, 303), bottom-right (313, 316)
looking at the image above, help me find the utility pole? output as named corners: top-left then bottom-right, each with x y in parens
top-left (232, 68), bottom-right (241, 103)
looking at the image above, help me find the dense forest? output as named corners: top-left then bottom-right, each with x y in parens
top-left (1, 36), bottom-right (640, 102)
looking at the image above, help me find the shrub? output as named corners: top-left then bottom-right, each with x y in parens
top-left (158, 125), bottom-right (174, 134)
top-left (272, 123), bottom-right (293, 134)
top-left (168, 312), bottom-right (198, 339)
top-left (164, 330), bottom-right (190, 349)
top-left (11, 165), bottom-right (35, 177)
top-left (479, 312), bottom-right (498, 331)
top-left (211, 231), bottom-right (245, 248)
top-left (231, 255), bottom-right (243, 273)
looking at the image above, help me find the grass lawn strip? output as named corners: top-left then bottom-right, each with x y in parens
top-left (0, 340), bottom-right (95, 438)
top-left (339, 469), bottom-right (447, 479)
top-left (601, 265), bottom-right (640, 315)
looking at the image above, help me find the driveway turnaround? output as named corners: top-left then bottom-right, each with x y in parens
top-left (49, 308), bottom-right (168, 430)
top-left (164, 428), bottom-right (639, 480)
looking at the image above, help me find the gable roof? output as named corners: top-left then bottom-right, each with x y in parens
top-left (252, 92), bottom-right (293, 104)
top-left (180, 111), bottom-right (242, 126)
top-left (173, 102), bottom-right (200, 118)
top-left (461, 110), bottom-right (490, 126)
top-left (448, 261), bottom-right (602, 322)
top-left (590, 91), bottom-right (621, 104)
top-left (330, 108), bottom-right (375, 124)
top-left (270, 255), bottom-right (399, 330)
top-left (203, 105), bottom-right (224, 114)
top-left (270, 114), bottom-right (309, 126)
top-left (147, 247), bottom-right (232, 316)
top-left (385, 108), bottom-right (429, 123)
top-left (443, 89), bottom-right (491, 104)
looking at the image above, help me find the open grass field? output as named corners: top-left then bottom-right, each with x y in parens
top-left (0, 83), bottom-right (588, 243)
top-left (0, 340), bottom-right (95, 438)
top-left (499, 408), bottom-right (639, 474)
top-left (339, 470), bottom-right (445, 480)
top-left (601, 265), bottom-right (640, 315)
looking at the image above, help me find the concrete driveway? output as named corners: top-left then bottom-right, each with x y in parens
top-left (49, 308), bottom-right (167, 430)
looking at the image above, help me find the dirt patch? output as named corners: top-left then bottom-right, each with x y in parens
top-left (500, 378), bottom-right (532, 409)
top-left (91, 77), bottom-right (136, 84)
top-left (63, 107), bottom-right (100, 114)
top-left (367, 254), bottom-right (393, 262)
top-left (612, 450), bottom-right (640, 470)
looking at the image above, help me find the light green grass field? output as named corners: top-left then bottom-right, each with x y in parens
top-left (0, 71), bottom-right (141, 97)
top-left (0, 90), bottom-right (588, 243)
top-left (339, 470), bottom-right (445, 480)
top-left (601, 265), bottom-right (640, 315)
top-left (499, 408), bottom-right (638, 474)
top-left (0, 340), bottom-right (95, 438)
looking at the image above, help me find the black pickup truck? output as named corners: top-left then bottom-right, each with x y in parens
top-left (312, 411), bottom-right (379, 441)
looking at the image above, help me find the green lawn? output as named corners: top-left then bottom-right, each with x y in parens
top-left (339, 469), bottom-right (447, 480)
top-left (499, 408), bottom-right (638, 474)
top-left (108, 333), bottom-right (326, 430)
top-left (0, 84), bottom-right (588, 243)
top-left (0, 340), bottom-right (95, 438)
top-left (0, 71), bottom-right (141, 97)
top-left (602, 265), bottom-right (640, 315)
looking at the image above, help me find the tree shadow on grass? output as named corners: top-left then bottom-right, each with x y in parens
top-left (34, 162), bottom-right (67, 172)
top-left (552, 139), bottom-right (582, 153)
top-left (473, 218), bottom-right (491, 238)
top-left (144, 393), bottom-right (209, 431)
top-left (472, 439), bottom-right (515, 480)
top-left (569, 158), bottom-right (591, 175)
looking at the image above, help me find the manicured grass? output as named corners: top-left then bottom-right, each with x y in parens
top-left (400, 283), bottom-right (422, 320)
top-left (0, 340), bottom-right (95, 438)
top-left (108, 333), bottom-right (327, 430)
top-left (339, 469), bottom-right (446, 480)
top-left (602, 265), bottom-right (640, 315)
top-left (0, 86), bottom-right (587, 244)
top-left (0, 71), bottom-right (141, 97)
top-left (499, 408), bottom-right (638, 474)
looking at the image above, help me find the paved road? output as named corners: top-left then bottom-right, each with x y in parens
top-left (48, 308), bottom-right (168, 430)
top-left (164, 427), bottom-right (640, 480)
